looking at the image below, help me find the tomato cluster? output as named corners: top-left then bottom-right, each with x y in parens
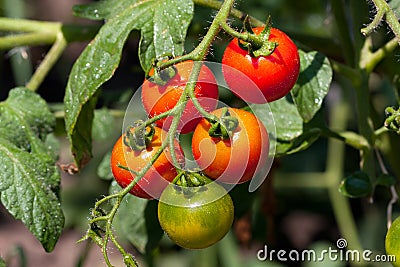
top-left (110, 25), bottom-right (299, 249)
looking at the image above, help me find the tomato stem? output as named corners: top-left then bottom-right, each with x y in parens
top-left (361, 0), bottom-right (400, 46)
top-left (193, 0), bottom-right (264, 26)
top-left (220, 15), bottom-right (278, 57)
top-left (155, 0), bottom-right (236, 69)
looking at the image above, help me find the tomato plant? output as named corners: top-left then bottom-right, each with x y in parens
top-left (191, 107), bottom-right (269, 184)
top-left (141, 61), bottom-right (219, 133)
top-left (110, 126), bottom-right (182, 199)
top-left (158, 178), bottom-right (234, 249)
top-left (222, 25), bottom-right (300, 103)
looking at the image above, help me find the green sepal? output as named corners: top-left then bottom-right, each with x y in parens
top-left (172, 170), bottom-right (210, 198)
top-left (146, 55), bottom-right (178, 86)
top-left (208, 108), bottom-right (239, 139)
top-left (243, 15), bottom-right (255, 34)
top-left (238, 15), bottom-right (278, 58)
top-left (385, 106), bottom-right (400, 134)
top-left (147, 66), bottom-right (177, 86)
top-left (123, 121), bottom-right (155, 151)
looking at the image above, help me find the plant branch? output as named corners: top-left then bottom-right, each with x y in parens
top-left (321, 127), bottom-right (369, 150)
top-left (0, 17), bottom-right (99, 91)
top-left (354, 72), bottom-right (376, 185)
top-left (361, 0), bottom-right (400, 46)
top-left (374, 125), bottom-right (389, 138)
top-left (0, 17), bottom-right (60, 32)
top-left (193, 0), bottom-right (264, 26)
top-left (326, 99), bottom-right (365, 266)
top-left (157, 0), bottom-right (247, 70)
top-left (0, 32), bottom-right (57, 50)
top-left (360, 36), bottom-right (399, 73)
top-left (330, 59), bottom-right (361, 85)
top-left (25, 32), bottom-right (67, 91)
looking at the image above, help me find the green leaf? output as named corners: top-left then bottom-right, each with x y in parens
top-left (97, 151), bottom-right (113, 180)
top-left (291, 50), bottom-right (332, 122)
top-left (274, 127), bottom-right (321, 156)
top-left (260, 97), bottom-right (322, 156)
top-left (65, 0), bottom-right (193, 169)
top-left (0, 257), bottom-right (5, 267)
top-left (44, 133), bottom-right (60, 161)
top-left (92, 109), bottom-right (116, 141)
top-left (110, 182), bottom-right (163, 253)
top-left (73, 0), bottom-right (193, 72)
top-left (267, 98), bottom-right (303, 141)
top-left (339, 171), bottom-right (373, 198)
top-left (0, 87), bottom-right (64, 252)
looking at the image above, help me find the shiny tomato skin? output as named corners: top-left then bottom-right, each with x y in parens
top-left (110, 127), bottom-right (181, 199)
top-left (191, 108), bottom-right (269, 184)
top-left (158, 181), bottom-right (234, 249)
top-left (141, 61), bottom-right (219, 134)
top-left (222, 27), bottom-right (300, 103)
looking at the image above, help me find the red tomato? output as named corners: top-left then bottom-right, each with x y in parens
top-left (141, 61), bottom-right (219, 134)
top-left (222, 27), bottom-right (300, 103)
top-left (110, 126), bottom-right (182, 199)
top-left (191, 108), bottom-right (269, 184)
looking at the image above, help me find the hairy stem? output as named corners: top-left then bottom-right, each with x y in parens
top-left (193, 0), bottom-right (264, 26)
top-left (362, 0), bottom-right (400, 45)
top-left (157, 0), bottom-right (237, 69)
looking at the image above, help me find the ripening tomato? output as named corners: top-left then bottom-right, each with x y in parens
top-left (158, 180), bottom-right (234, 249)
top-left (141, 61), bottom-right (219, 134)
top-left (110, 126), bottom-right (182, 199)
top-left (222, 27), bottom-right (300, 103)
top-left (191, 108), bottom-right (269, 184)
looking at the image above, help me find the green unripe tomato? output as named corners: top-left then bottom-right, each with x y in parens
top-left (158, 181), bottom-right (234, 249)
top-left (386, 216), bottom-right (400, 266)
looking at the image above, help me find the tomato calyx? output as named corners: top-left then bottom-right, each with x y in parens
top-left (147, 56), bottom-right (178, 86)
top-left (238, 16), bottom-right (278, 58)
top-left (385, 106), bottom-right (400, 134)
top-left (207, 107), bottom-right (239, 139)
top-left (172, 170), bottom-right (210, 197)
top-left (123, 121), bottom-right (155, 151)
